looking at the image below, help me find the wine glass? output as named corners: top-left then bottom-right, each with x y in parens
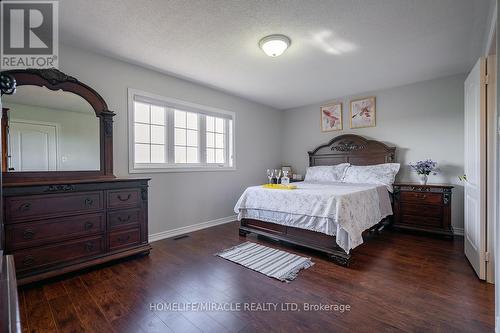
top-left (274, 169), bottom-right (282, 183)
top-left (282, 170), bottom-right (290, 185)
top-left (266, 169), bottom-right (274, 184)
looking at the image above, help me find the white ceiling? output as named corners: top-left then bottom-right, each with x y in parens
top-left (60, 0), bottom-right (493, 110)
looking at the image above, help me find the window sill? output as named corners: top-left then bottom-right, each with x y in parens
top-left (129, 166), bottom-right (237, 174)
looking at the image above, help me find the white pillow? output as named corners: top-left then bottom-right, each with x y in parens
top-left (342, 163), bottom-right (400, 192)
top-left (305, 163), bottom-right (350, 183)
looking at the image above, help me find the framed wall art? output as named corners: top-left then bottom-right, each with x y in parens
top-left (350, 96), bottom-right (376, 129)
top-left (320, 102), bottom-right (342, 132)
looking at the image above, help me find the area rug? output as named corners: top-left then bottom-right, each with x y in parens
top-left (216, 242), bottom-right (314, 282)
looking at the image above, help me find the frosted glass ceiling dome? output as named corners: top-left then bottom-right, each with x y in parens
top-left (259, 35), bottom-right (291, 57)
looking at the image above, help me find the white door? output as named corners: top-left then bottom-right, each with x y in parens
top-left (486, 54), bottom-right (496, 284)
top-left (464, 58), bottom-right (487, 280)
top-left (9, 121), bottom-right (58, 172)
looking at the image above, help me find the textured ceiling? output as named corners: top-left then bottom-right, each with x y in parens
top-left (60, 0), bottom-right (493, 109)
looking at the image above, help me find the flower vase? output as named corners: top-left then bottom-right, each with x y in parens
top-left (418, 174), bottom-right (428, 185)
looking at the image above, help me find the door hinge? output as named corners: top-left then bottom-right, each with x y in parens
top-left (483, 74), bottom-right (490, 85)
top-left (485, 251), bottom-right (490, 262)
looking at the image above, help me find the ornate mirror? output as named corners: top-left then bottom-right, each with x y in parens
top-left (0, 68), bottom-right (115, 183)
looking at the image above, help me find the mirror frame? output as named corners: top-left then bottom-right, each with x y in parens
top-left (1, 68), bottom-right (115, 184)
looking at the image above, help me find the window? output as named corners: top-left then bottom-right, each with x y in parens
top-left (129, 89), bottom-right (235, 172)
top-left (133, 102), bottom-right (166, 164)
top-left (206, 116), bottom-right (226, 164)
top-left (174, 110), bottom-right (199, 163)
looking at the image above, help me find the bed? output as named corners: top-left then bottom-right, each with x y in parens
top-left (235, 134), bottom-right (397, 266)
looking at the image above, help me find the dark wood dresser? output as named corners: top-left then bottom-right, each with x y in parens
top-left (3, 178), bottom-right (151, 285)
top-left (393, 183), bottom-right (453, 237)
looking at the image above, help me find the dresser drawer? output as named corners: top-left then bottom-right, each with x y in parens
top-left (400, 192), bottom-right (442, 205)
top-left (5, 213), bottom-right (104, 251)
top-left (107, 189), bottom-right (141, 209)
top-left (108, 209), bottom-right (141, 230)
top-left (109, 228), bottom-right (140, 251)
top-left (5, 191), bottom-right (103, 222)
top-left (12, 235), bottom-right (104, 273)
top-left (400, 204), bottom-right (442, 218)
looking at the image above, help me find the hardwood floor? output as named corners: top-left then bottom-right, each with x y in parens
top-left (19, 222), bottom-right (494, 332)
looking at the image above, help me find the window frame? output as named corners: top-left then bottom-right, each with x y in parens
top-left (128, 89), bottom-right (236, 173)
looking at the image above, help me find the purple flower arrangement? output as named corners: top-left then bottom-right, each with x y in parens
top-left (410, 159), bottom-right (439, 176)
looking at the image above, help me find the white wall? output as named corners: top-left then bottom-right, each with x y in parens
top-left (281, 74), bottom-right (466, 231)
top-left (3, 103), bottom-right (100, 171)
top-left (58, 44), bottom-right (282, 235)
top-left (57, 45), bottom-right (466, 235)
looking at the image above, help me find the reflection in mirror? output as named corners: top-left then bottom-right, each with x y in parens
top-left (2, 85), bottom-right (100, 172)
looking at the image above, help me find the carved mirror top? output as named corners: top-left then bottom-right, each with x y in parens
top-left (2, 68), bottom-right (115, 118)
top-left (0, 68), bottom-right (116, 183)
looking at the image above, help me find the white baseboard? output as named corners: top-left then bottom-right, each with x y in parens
top-left (148, 215), bottom-right (237, 243)
top-left (453, 227), bottom-right (464, 236)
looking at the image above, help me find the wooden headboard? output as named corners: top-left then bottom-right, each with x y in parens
top-left (308, 134), bottom-right (396, 167)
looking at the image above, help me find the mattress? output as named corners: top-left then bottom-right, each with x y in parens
top-left (234, 181), bottom-right (392, 253)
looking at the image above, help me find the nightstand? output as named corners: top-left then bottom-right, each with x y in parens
top-left (392, 183), bottom-right (454, 237)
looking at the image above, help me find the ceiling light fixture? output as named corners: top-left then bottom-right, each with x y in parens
top-left (259, 34), bottom-right (291, 57)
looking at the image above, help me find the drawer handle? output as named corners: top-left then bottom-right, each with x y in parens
top-left (84, 222), bottom-right (94, 230)
top-left (23, 229), bottom-right (35, 240)
top-left (117, 235), bottom-right (130, 243)
top-left (85, 242), bottom-right (95, 252)
top-left (117, 215), bottom-right (131, 223)
top-left (18, 202), bottom-right (31, 212)
top-left (117, 194), bottom-right (132, 202)
top-left (84, 198), bottom-right (94, 207)
top-left (418, 194), bottom-right (427, 200)
top-left (22, 255), bottom-right (35, 267)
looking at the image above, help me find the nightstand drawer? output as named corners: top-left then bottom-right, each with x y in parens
top-left (393, 183), bottom-right (453, 237)
top-left (400, 215), bottom-right (443, 228)
top-left (400, 192), bottom-right (442, 205)
top-left (400, 204), bottom-right (442, 218)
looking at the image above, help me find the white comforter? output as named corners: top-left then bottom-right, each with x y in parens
top-left (234, 182), bottom-right (392, 253)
